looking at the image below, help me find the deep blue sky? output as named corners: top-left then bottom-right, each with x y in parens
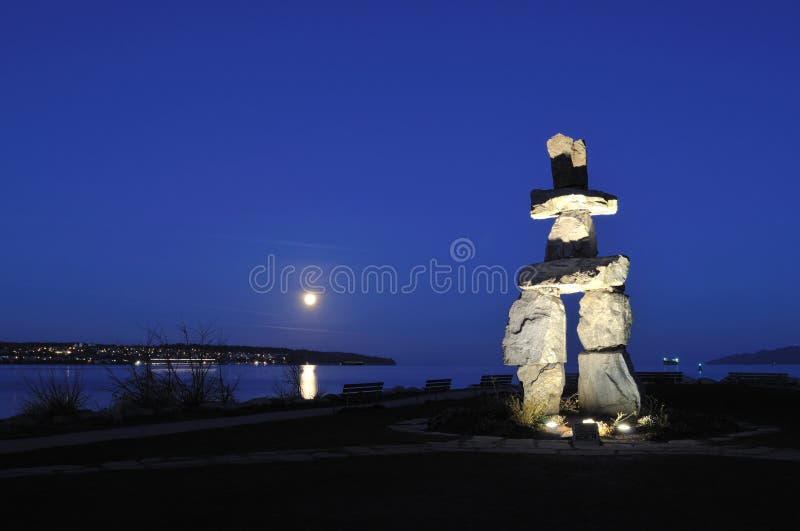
top-left (2, 1), bottom-right (798, 367)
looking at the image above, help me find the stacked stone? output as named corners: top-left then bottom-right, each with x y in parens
top-left (502, 133), bottom-right (640, 415)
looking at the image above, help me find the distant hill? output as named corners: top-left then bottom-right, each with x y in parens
top-left (707, 346), bottom-right (800, 365)
top-left (0, 341), bottom-right (396, 366)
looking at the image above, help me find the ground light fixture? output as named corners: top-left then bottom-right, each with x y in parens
top-left (582, 418), bottom-right (595, 424)
top-left (617, 423), bottom-right (631, 432)
top-left (545, 421), bottom-right (559, 429)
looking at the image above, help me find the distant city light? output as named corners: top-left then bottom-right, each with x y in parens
top-left (303, 293), bottom-right (318, 306)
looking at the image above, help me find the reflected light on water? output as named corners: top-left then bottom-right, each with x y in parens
top-left (300, 364), bottom-right (317, 400)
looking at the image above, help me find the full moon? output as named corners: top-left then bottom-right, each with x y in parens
top-left (303, 293), bottom-right (317, 306)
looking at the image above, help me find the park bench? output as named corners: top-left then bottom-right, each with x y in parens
top-left (423, 378), bottom-right (452, 393)
top-left (477, 374), bottom-right (514, 389)
top-left (565, 373), bottom-right (579, 390)
top-left (341, 382), bottom-right (384, 406)
top-left (722, 372), bottom-right (789, 386)
top-left (635, 372), bottom-right (684, 385)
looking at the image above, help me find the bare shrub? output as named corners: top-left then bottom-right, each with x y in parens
top-left (505, 395), bottom-right (548, 428)
top-left (22, 370), bottom-right (87, 418)
top-left (273, 364), bottom-right (302, 400)
top-left (560, 393), bottom-right (580, 414)
top-left (109, 363), bottom-right (181, 410)
top-left (639, 395), bottom-right (669, 429)
top-left (597, 412), bottom-right (635, 437)
top-left (111, 361), bottom-right (237, 410)
top-left (111, 321), bottom-right (237, 411)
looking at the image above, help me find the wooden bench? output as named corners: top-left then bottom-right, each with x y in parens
top-left (341, 382), bottom-right (384, 405)
top-left (635, 372), bottom-right (684, 385)
top-left (423, 378), bottom-right (452, 393)
top-left (565, 373), bottom-right (579, 389)
top-left (723, 372), bottom-right (789, 386)
top-left (477, 374), bottom-right (514, 389)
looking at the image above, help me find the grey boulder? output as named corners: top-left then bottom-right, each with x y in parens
top-left (578, 350), bottom-right (640, 415)
top-left (517, 363), bottom-right (565, 415)
top-left (517, 255), bottom-right (629, 294)
top-left (546, 133), bottom-right (588, 189)
top-left (502, 290), bottom-right (566, 365)
top-left (577, 290), bottom-right (633, 350)
top-left (530, 188), bottom-right (618, 219)
top-left (545, 210), bottom-right (598, 261)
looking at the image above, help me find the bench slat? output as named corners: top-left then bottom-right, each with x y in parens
top-left (478, 374), bottom-right (514, 387)
top-left (423, 378), bottom-right (452, 393)
top-left (342, 382), bottom-right (384, 395)
top-left (724, 372), bottom-right (789, 385)
top-left (636, 372), bottom-right (684, 384)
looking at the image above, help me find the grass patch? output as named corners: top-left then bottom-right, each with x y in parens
top-left (21, 370), bottom-right (88, 418)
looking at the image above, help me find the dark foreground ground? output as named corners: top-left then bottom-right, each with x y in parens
top-left (3, 453), bottom-right (796, 530)
top-left (2, 384), bottom-right (798, 530)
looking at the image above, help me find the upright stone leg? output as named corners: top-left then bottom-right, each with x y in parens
top-left (576, 289), bottom-right (640, 415)
top-left (577, 289), bottom-right (632, 350)
top-left (502, 289), bottom-right (566, 412)
top-left (517, 363), bottom-right (564, 415)
top-left (578, 350), bottom-right (640, 415)
top-left (502, 289), bottom-right (566, 366)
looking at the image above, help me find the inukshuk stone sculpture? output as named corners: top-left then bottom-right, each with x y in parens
top-left (502, 133), bottom-right (641, 416)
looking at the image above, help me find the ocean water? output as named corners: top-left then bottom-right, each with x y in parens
top-left (1, 362), bottom-right (797, 419)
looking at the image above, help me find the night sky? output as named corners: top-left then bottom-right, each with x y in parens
top-left (2, 1), bottom-right (798, 367)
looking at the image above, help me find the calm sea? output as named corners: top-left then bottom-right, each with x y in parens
top-left (1, 362), bottom-right (798, 419)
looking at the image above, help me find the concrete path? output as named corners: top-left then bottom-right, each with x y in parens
top-left (1, 432), bottom-right (798, 480)
top-left (0, 389), bottom-right (481, 455)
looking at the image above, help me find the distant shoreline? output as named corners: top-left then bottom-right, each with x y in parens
top-left (706, 346), bottom-right (800, 365)
top-left (0, 341), bottom-right (397, 366)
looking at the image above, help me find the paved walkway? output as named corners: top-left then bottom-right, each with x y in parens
top-left (3, 392), bottom-right (797, 480)
top-left (2, 432), bottom-right (798, 480)
top-left (0, 389), bottom-right (481, 455)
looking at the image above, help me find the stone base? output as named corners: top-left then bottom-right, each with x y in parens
top-left (517, 363), bottom-right (565, 415)
top-left (578, 350), bottom-right (640, 415)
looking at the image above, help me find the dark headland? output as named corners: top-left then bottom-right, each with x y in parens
top-left (0, 341), bottom-right (396, 366)
top-left (707, 345), bottom-right (800, 365)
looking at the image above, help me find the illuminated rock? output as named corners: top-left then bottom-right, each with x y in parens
top-left (546, 133), bottom-right (588, 189)
top-left (578, 350), bottom-right (640, 415)
top-left (502, 132), bottom-right (640, 417)
top-left (545, 210), bottom-right (597, 261)
top-left (517, 255), bottom-right (629, 294)
top-left (530, 188), bottom-right (618, 219)
top-left (577, 290), bottom-right (633, 350)
top-left (502, 289), bottom-right (566, 365)
top-left (517, 363), bottom-right (564, 415)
